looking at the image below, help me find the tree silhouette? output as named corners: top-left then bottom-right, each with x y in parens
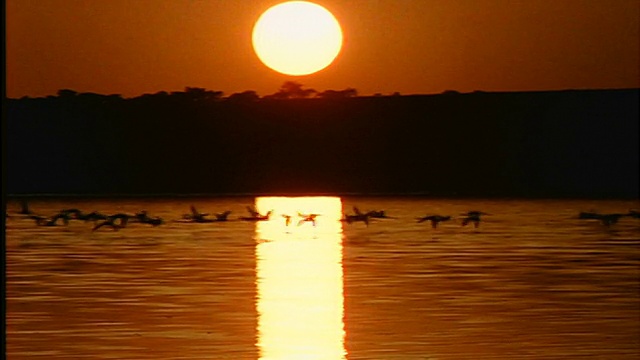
top-left (139, 91), bottom-right (170, 99)
top-left (57, 89), bottom-right (78, 97)
top-left (316, 88), bottom-right (358, 99)
top-left (226, 90), bottom-right (260, 103)
top-left (265, 81), bottom-right (317, 99)
top-left (170, 87), bottom-right (224, 102)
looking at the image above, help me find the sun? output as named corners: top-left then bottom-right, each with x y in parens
top-left (252, 1), bottom-right (343, 76)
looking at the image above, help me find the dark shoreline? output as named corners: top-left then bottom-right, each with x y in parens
top-left (6, 88), bottom-right (639, 199)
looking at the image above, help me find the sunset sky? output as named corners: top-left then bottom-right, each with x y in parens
top-left (6, 0), bottom-right (639, 98)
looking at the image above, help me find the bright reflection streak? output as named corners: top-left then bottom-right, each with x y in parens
top-left (255, 196), bottom-right (346, 360)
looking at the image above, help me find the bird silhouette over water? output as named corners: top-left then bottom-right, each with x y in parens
top-left (578, 211), bottom-right (601, 220)
top-left (597, 213), bottom-right (626, 226)
top-left (92, 217), bottom-right (125, 231)
top-left (60, 208), bottom-right (109, 222)
top-left (297, 212), bottom-right (320, 227)
top-left (66, 210), bottom-right (108, 222)
top-left (59, 208), bottom-right (85, 221)
top-left (133, 211), bottom-right (164, 226)
top-left (133, 211), bottom-right (150, 223)
top-left (240, 206), bottom-right (272, 221)
top-left (417, 215), bottom-right (451, 229)
top-left (626, 210), bottom-right (640, 219)
top-left (30, 212), bottom-right (71, 226)
top-left (460, 211), bottom-right (489, 228)
top-left (181, 205), bottom-right (215, 223)
top-left (341, 207), bottom-right (370, 226)
top-left (578, 211), bottom-right (627, 226)
top-left (142, 216), bottom-right (163, 226)
top-left (213, 211), bottom-right (232, 221)
top-left (366, 210), bottom-right (394, 219)
top-left (246, 206), bottom-right (260, 217)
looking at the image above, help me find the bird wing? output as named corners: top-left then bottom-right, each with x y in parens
top-left (92, 221), bottom-right (108, 231)
top-left (418, 215), bottom-right (434, 223)
top-left (246, 206), bottom-right (259, 217)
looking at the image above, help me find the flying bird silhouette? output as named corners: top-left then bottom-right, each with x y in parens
top-left (180, 206), bottom-right (215, 222)
top-left (460, 211), bottom-right (489, 228)
top-left (341, 207), bottom-right (370, 226)
top-left (240, 207), bottom-right (272, 221)
top-left (417, 215), bottom-right (451, 229)
top-left (297, 212), bottom-right (320, 226)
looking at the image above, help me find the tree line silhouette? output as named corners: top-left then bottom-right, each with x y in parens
top-left (5, 83), bottom-right (639, 198)
top-left (31, 82), bottom-right (357, 103)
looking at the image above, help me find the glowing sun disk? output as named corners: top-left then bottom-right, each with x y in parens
top-left (252, 1), bottom-right (343, 76)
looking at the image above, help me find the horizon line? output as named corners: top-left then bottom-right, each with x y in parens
top-left (5, 86), bottom-right (639, 101)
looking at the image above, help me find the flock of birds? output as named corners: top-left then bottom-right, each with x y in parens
top-left (5, 201), bottom-right (640, 231)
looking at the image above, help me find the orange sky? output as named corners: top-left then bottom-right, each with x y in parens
top-left (6, 0), bottom-right (640, 98)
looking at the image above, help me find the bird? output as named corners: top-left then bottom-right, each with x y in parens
top-left (51, 211), bottom-right (73, 225)
top-left (107, 213), bottom-right (132, 228)
top-left (182, 206), bottom-right (214, 223)
top-left (245, 206), bottom-right (261, 218)
top-left (213, 211), bottom-right (232, 221)
top-left (297, 212), bottom-right (320, 226)
top-left (625, 210), bottom-right (640, 219)
top-left (60, 208), bottom-right (83, 218)
top-left (282, 214), bottom-right (292, 226)
top-left (30, 213), bottom-right (70, 226)
top-left (365, 210), bottom-right (387, 218)
top-left (133, 210), bottom-right (164, 226)
top-left (141, 216), bottom-right (163, 226)
top-left (62, 209), bottom-right (108, 222)
top-left (578, 211), bottom-right (627, 226)
top-left (92, 218), bottom-right (124, 231)
top-left (460, 211), bottom-right (488, 228)
top-left (29, 215), bottom-right (49, 226)
top-left (416, 215), bottom-right (451, 229)
top-left (133, 210), bottom-right (150, 222)
top-left (239, 207), bottom-right (272, 221)
top-left (578, 211), bottom-right (600, 220)
top-left (342, 213), bottom-right (370, 226)
top-left (596, 213), bottom-right (626, 226)
top-left (341, 207), bottom-right (370, 226)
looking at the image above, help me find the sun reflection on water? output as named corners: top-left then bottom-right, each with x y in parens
top-left (254, 196), bottom-right (346, 360)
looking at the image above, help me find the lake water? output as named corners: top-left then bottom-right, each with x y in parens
top-left (5, 197), bottom-right (640, 359)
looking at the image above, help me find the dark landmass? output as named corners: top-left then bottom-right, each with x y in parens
top-left (4, 88), bottom-right (639, 199)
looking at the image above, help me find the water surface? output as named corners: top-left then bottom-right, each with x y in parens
top-left (5, 197), bottom-right (640, 359)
